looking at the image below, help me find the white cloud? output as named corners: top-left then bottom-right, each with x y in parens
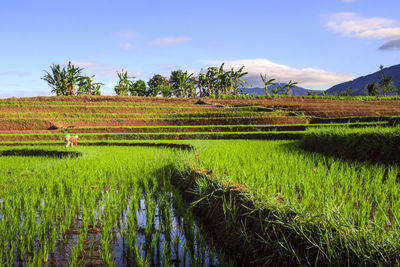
top-left (199, 59), bottom-right (354, 89)
top-left (56, 61), bottom-right (141, 77)
top-left (119, 43), bottom-right (136, 51)
top-left (326, 12), bottom-right (400, 50)
top-left (115, 29), bottom-right (140, 39)
top-left (149, 36), bottom-right (190, 47)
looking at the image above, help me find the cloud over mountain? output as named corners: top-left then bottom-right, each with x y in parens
top-left (200, 59), bottom-right (354, 89)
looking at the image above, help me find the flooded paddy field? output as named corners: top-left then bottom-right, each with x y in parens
top-left (0, 146), bottom-right (229, 266)
top-left (1, 137), bottom-right (400, 266)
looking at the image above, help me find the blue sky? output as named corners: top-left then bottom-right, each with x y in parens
top-left (0, 0), bottom-right (399, 97)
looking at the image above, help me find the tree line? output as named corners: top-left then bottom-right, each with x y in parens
top-left (42, 62), bottom-right (397, 97)
top-left (42, 62), bottom-right (299, 97)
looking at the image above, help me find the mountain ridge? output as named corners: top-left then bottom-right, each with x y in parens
top-left (242, 64), bottom-right (400, 96)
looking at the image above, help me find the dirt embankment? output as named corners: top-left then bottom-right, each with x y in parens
top-left (1, 96), bottom-right (399, 133)
top-left (0, 117), bottom-right (308, 131)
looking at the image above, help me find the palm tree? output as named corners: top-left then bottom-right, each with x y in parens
top-left (285, 80), bottom-right (298, 95)
top-left (260, 74), bottom-right (275, 95)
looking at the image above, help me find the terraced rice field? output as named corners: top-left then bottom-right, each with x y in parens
top-left (0, 96), bottom-right (400, 266)
top-left (0, 96), bottom-right (399, 144)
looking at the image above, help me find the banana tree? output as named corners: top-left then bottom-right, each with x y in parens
top-left (42, 64), bottom-right (67, 96)
top-left (285, 80), bottom-right (298, 95)
top-left (77, 75), bottom-right (103, 95)
top-left (65, 62), bottom-right (83, 95)
top-left (231, 66), bottom-right (251, 95)
top-left (260, 74), bottom-right (275, 95)
top-left (271, 84), bottom-right (280, 95)
top-left (197, 72), bottom-right (207, 97)
top-left (114, 70), bottom-right (134, 96)
top-left (42, 62), bottom-right (83, 96)
top-left (214, 63), bottom-right (230, 95)
top-left (205, 67), bottom-right (218, 96)
top-left (176, 70), bottom-right (194, 97)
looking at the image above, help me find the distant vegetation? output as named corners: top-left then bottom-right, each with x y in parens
top-left (42, 63), bottom-right (399, 98)
top-left (42, 62), bottom-right (103, 96)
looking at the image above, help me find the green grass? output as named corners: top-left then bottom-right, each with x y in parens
top-left (185, 139), bottom-right (400, 265)
top-left (1, 139), bottom-right (399, 264)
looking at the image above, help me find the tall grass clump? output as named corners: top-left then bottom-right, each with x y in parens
top-left (300, 125), bottom-right (400, 164)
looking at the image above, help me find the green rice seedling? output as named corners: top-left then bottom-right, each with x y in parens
top-left (0, 145), bottom-right (228, 265)
top-left (186, 139), bottom-right (400, 264)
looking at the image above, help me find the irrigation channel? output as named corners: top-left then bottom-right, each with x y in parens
top-left (0, 145), bottom-right (230, 266)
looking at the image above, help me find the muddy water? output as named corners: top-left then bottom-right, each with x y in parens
top-left (14, 190), bottom-right (228, 266)
top-left (112, 193), bottom-right (225, 266)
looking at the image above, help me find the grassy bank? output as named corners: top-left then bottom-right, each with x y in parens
top-left (299, 126), bottom-right (400, 164)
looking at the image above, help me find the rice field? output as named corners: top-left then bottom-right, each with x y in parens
top-left (1, 96), bottom-right (400, 265)
top-left (0, 146), bottom-right (229, 266)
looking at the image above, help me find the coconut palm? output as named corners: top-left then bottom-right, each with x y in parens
top-left (260, 74), bottom-right (275, 95)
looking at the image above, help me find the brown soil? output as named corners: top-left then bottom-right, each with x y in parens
top-left (0, 117), bottom-right (308, 131)
top-left (1, 96), bottom-right (399, 134)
